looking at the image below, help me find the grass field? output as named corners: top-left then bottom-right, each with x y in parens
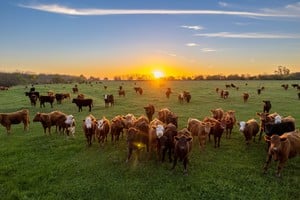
top-left (0, 80), bottom-right (299, 200)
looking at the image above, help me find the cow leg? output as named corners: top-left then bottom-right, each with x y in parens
top-left (263, 154), bottom-right (272, 174)
top-left (6, 125), bottom-right (11, 134)
top-left (214, 135), bottom-right (217, 148)
top-left (126, 148), bottom-right (133, 162)
top-left (258, 130), bottom-right (263, 141)
top-left (89, 105), bottom-right (91, 112)
top-left (183, 158), bottom-right (188, 175)
top-left (172, 156), bottom-right (178, 170)
top-left (168, 148), bottom-right (173, 162)
top-left (276, 161), bottom-right (286, 177)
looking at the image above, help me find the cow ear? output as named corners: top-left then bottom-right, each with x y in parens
top-left (280, 137), bottom-right (288, 142)
top-left (174, 136), bottom-right (180, 141)
top-left (187, 137), bottom-right (193, 142)
top-left (256, 112), bottom-right (261, 116)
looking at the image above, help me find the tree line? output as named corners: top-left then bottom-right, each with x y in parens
top-left (0, 67), bottom-right (299, 87)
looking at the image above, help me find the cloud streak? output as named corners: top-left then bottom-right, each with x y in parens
top-left (18, 3), bottom-right (300, 18)
top-left (195, 32), bottom-right (300, 39)
top-left (181, 25), bottom-right (204, 30)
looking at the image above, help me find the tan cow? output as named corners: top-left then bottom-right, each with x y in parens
top-left (33, 111), bottom-right (67, 135)
top-left (263, 130), bottom-right (300, 177)
top-left (0, 109), bottom-right (30, 134)
top-left (238, 119), bottom-right (260, 145)
top-left (95, 117), bottom-right (111, 146)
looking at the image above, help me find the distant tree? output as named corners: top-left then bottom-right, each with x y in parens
top-left (274, 66), bottom-right (290, 76)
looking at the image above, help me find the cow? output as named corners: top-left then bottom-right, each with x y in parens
top-left (25, 91), bottom-right (40, 98)
top-left (203, 117), bottom-right (226, 148)
top-left (126, 127), bottom-right (149, 162)
top-left (243, 93), bottom-right (249, 103)
top-left (238, 119), bottom-right (260, 145)
top-left (223, 110), bottom-right (236, 139)
top-left (178, 91), bottom-right (191, 103)
top-left (134, 87), bottom-right (143, 95)
top-left (159, 123), bottom-right (177, 162)
top-left (55, 93), bottom-right (67, 104)
top-left (39, 95), bottom-right (55, 108)
top-left (29, 94), bottom-right (38, 106)
top-left (220, 90), bottom-right (229, 99)
top-left (72, 98), bottom-right (93, 112)
top-left (166, 88), bottom-right (172, 98)
top-left (257, 112), bottom-right (278, 140)
top-left (77, 94), bottom-right (85, 99)
top-left (95, 117), bottom-right (111, 146)
top-left (172, 128), bottom-right (193, 175)
top-left (33, 111), bottom-right (68, 135)
top-left (111, 115), bottom-right (125, 143)
top-left (281, 84), bottom-right (289, 90)
top-left (158, 108), bottom-right (178, 127)
top-left (144, 104), bottom-right (155, 121)
top-left (72, 87), bottom-right (78, 93)
top-left (82, 115), bottom-right (97, 146)
top-left (187, 118), bottom-right (215, 151)
top-left (63, 115), bottom-right (76, 137)
top-left (148, 118), bottom-right (164, 159)
top-left (263, 100), bottom-right (272, 113)
top-left (104, 94), bottom-right (114, 107)
top-left (211, 108), bottom-right (224, 121)
top-left (118, 89), bottom-right (125, 97)
top-left (0, 109), bottom-right (30, 134)
top-left (263, 130), bottom-right (300, 177)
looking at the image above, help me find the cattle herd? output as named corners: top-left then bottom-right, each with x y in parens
top-left (0, 82), bottom-right (299, 177)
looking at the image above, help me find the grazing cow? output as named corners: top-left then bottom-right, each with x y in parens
top-left (263, 100), bottom-right (272, 113)
top-left (166, 88), bottom-right (172, 98)
top-left (203, 117), bottom-right (226, 148)
top-left (144, 104), bottom-right (155, 121)
top-left (134, 87), bottom-right (143, 95)
top-left (0, 109), bottom-right (30, 134)
top-left (126, 127), bottom-right (149, 162)
top-left (263, 130), bottom-right (300, 177)
top-left (172, 128), bottom-right (193, 175)
top-left (238, 119), bottom-right (260, 145)
top-left (55, 93), bottom-right (67, 104)
top-left (72, 87), bottom-right (78, 93)
top-left (33, 111), bottom-right (67, 135)
top-left (0, 86), bottom-right (9, 90)
top-left (220, 90), bottom-right (229, 99)
top-left (243, 93), bottom-right (249, 103)
top-left (211, 108), bottom-right (224, 121)
top-left (39, 95), bottom-right (55, 108)
top-left (187, 118), bottom-right (215, 150)
top-left (72, 98), bottom-right (93, 112)
top-left (82, 115), bottom-right (97, 146)
top-left (281, 84), bottom-right (289, 90)
top-left (111, 115), bottom-right (125, 143)
top-left (225, 84), bottom-right (231, 88)
top-left (104, 94), bottom-right (114, 107)
top-left (159, 123), bottom-right (177, 162)
top-left (118, 89), bottom-right (125, 97)
top-left (95, 117), bottom-right (111, 146)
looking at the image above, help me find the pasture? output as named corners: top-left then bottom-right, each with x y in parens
top-left (0, 80), bottom-right (299, 199)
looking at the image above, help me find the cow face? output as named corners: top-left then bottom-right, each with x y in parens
top-left (269, 135), bottom-right (288, 161)
top-left (201, 122), bottom-right (215, 134)
top-left (238, 121), bottom-right (246, 132)
top-left (33, 113), bottom-right (41, 122)
top-left (156, 124), bottom-right (164, 138)
top-left (175, 135), bottom-right (192, 156)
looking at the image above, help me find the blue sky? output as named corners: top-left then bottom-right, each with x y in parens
top-left (1, 0), bottom-right (300, 78)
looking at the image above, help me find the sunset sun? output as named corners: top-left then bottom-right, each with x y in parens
top-left (152, 70), bottom-right (165, 79)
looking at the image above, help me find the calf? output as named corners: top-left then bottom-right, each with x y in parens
top-left (223, 110), bottom-right (236, 139)
top-left (72, 87), bottom-right (78, 93)
top-left (172, 128), bottom-right (193, 175)
top-left (238, 119), bottom-right (260, 145)
top-left (166, 88), bottom-right (172, 98)
top-left (39, 95), bottom-right (55, 108)
top-left (263, 100), bottom-right (272, 113)
top-left (211, 108), bottom-right (224, 121)
top-left (0, 109), bottom-right (30, 134)
top-left (111, 115), bottom-right (125, 143)
top-left (72, 98), bottom-right (93, 112)
top-left (95, 117), bottom-right (111, 146)
top-left (243, 93), bottom-right (249, 103)
top-left (203, 117), bottom-right (226, 148)
top-left (144, 104), bottom-right (155, 121)
top-left (263, 130), bottom-right (300, 177)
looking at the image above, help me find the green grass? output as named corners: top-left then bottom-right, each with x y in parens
top-left (0, 80), bottom-right (299, 200)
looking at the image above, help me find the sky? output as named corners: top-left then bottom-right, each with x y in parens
top-left (1, 0), bottom-right (300, 79)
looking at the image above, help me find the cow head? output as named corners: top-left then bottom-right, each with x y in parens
top-left (268, 135), bottom-right (288, 161)
top-left (200, 121), bottom-right (215, 134)
top-left (175, 135), bottom-right (193, 156)
top-left (238, 121), bottom-right (246, 132)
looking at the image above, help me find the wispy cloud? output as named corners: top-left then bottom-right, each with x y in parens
top-left (18, 3), bottom-right (300, 18)
top-left (181, 25), bottom-right (204, 30)
top-left (186, 43), bottom-right (199, 47)
top-left (195, 32), bottom-right (300, 39)
top-left (201, 48), bottom-right (217, 52)
top-left (218, 2), bottom-right (229, 7)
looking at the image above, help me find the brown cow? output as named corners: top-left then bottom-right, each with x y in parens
top-left (211, 108), bottom-right (224, 121)
top-left (166, 88), bottom-right (172, 98)
top-left (187, 118), bottom-right (215, 151)
top-left (158, 108), bottom-right (178, 127)
top-left (263, 130), bottom-right (300, 177)
top-left (203, 117), bottom-right (226, 148)
top-left (126, 127), bottom-right (149, 162)
top-left (0, 109), bottom-right (30, 134)
top-left (39, 95), bottom-right (55, 108)
top-left (134, 87), bottom-right (143, 95)
top-left (223, 110), bottom-right (236, 139)
top-left (172, 128), bottom-right (193, 175)
top-left (111, 115), bottom-right (125, 143)
top-left (159, 123), bottom-right (177, 162)
top-left (95, 117), bottom-right (111, 146)
top-left (148, 118), bottom-right (164, 159)
top-left (144, 104), bottom-right (155, 121)
top-left (33, 111), bottom-right (67, 135)
top-left (118, 89), bottom-right (125, 97)
top-left (243, 93), bottom-right (249, 103)
top-left (238, 119), bottom-right (260, 145)
top-left (82, 115), bottom-right (97, 146)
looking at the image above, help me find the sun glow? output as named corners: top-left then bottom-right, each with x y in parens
top-left (152, 70), bottom-right (165, 79)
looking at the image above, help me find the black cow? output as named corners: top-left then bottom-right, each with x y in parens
top-left (104, 94), bottom-right (114, 107)
top-left (55, 93), bottom-right (66, 104)
top-left (263, 100), bottom-right (272, 113)
top-left (72, 98), bottom-right (93, 112)
top-left (39, 95), bottom-right (55, 108)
